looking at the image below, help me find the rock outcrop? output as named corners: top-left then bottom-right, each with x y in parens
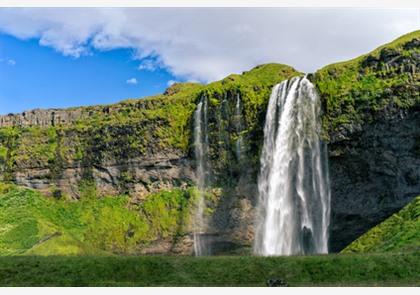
top-left (0, 108), bottom-right (85, 128)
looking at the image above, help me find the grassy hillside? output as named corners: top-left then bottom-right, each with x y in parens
top-left (0, 253), bottom-right (418, 286)
top-left (0, 183), bottom-right (201, 255)
top-left (314, 30), bottom-right (420, 141)
top-left (342, 196), bottom-right (420, 253)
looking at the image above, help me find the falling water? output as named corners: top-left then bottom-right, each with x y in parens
top-left (254, 76), bottom-right (330, 256)
top-left (235, 94), bottom-right (244, 161)
top-left (193, 95), bottom-right (209, 256)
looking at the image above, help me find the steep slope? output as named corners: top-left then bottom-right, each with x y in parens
top-left (342, 196), bottom-right (420, 253)
top-left (315, 31), bottom-right (419, 139)
top-left (313, 30), bottom-right (420, 251)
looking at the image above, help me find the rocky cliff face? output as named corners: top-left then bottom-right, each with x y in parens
top-left (0, 108), bottom-right (85, 128)
top-left (314, 31), bottom-right (420, 251)
top-left (0, 82), bottom-right (211, 199)
top-left (0, 31), bottom-right (419, 254)
top-left (328, 110), bottom-right (420, 251)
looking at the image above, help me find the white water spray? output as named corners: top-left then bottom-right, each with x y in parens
top-left (193, 95), bottom-right (209, 256)
top-left (254, 76), bottom-right (330, 256)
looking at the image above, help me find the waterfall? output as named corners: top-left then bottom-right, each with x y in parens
top-left (235, 93), bottom-right (244, 161)
top-left (254, 76), bottom-right (330, 256)
top-left (193, 95), bottom-right (209, 256)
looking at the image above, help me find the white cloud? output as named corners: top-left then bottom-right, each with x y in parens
top-left (138, 58), bottom-right (161, 71)
top-left (126, 77), bottom-right (138, 85)
top-left (167, 80), bottom-right (177, 87)
top-left (0, 8), bottom-right (418, 82)
top-left (0, 58), bottom-right (16, 66)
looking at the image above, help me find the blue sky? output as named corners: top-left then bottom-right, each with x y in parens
top-left (0, 34), bottom-right (178, 114)
top-left (0, 8), bottom-right (418, 114)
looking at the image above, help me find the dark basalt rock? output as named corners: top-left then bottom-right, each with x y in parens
top-left (328, 110), bottom-right (420, 251)
top-left (403, 38), bottom-right (420, 50)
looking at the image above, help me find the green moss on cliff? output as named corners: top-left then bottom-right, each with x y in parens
top-left (0, 63), bottom-right (299, 195)
top-left (0, 127), bottom-right (21, 181)
top-left (203, 63), bottom-right (300, 127)
top-left (15, 127), bottom-right (58, 167)
top-left (0, 82), bottom-right (204, 179)
top-left (342, 196), bottom-right (420, 253)
top-left (196, 64), bottom-right (300, 185)
top-left (314, 30), bottom-right (420, 140)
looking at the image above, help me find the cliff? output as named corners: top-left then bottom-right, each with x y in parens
top-left (314, 31), bottom-right (420, 251)
top-left (0, 31), bottom-right (419, 255)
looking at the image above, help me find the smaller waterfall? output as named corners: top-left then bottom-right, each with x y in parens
top-left (193, 95), bottom-right (209, 256)
top-left (235, 94), bottom-right (244, 161)
top-left (254, 76), bottom-right (331, 256)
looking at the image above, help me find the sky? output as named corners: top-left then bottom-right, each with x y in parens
top-left (0, 8), bottom-right (419, 114)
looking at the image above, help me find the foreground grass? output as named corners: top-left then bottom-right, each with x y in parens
top-left (0, 253), bottom-right (419, 287)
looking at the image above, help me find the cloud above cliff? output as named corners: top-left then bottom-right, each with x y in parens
top-left (0, 8), bottom-right (418, 82)
top-left (126, 77), bottom-right (138, 85)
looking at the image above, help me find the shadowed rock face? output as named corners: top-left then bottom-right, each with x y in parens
top-left (321, 36), bottom-right (420, 251)
top-left (328, 109), bottom-right (420, 251)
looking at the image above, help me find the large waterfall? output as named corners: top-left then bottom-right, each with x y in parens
top-left (193, 95), bottom-right (209, 256)
top-left (254, 76), bottom-right (330, 256)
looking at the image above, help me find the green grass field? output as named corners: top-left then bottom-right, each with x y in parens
top-left (0, 252), bottom-right (418, 287)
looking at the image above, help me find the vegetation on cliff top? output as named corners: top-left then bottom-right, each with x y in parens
top-left (314, 30), bottom-right (420, 141)
top-left (0, 82), bottom-right (204, 172)
top-left (342, 196), bottom-right (420, 254)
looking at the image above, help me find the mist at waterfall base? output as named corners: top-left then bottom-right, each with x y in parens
top-left (254, 76), bottom-right (331, 256)
top-left (192, 76), bottom-right (330, 257)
